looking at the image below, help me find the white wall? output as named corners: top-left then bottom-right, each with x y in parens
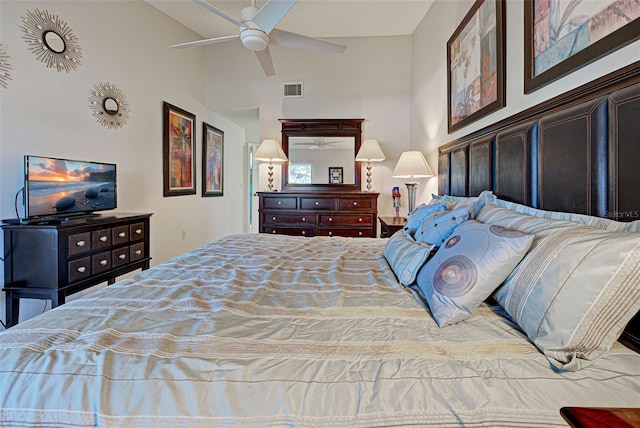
top-left (202, 35), bottom-right (414, 217)
top-left (410, 0), bottom-right (640, 204)
top-left (0, 0), bottom-right (246, 327)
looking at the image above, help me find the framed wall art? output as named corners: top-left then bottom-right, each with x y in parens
top-left (163, 101), bottom-right (196, 196)
top-left (525, 0), bottom-right (640, 93)
top-left (329, 167), bottom-right (343, 184)
top-left (447, 0), bottom-right (506, 134)
top-left (202, 122), bottom-right (224, 197)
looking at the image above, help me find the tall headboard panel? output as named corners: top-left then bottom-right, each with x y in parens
top-left (537, 97), bottom-right (609, 217)
top-left (437, 61), bottom-right (640, 353)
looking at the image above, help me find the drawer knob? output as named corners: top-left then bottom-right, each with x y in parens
top-left (118, 232), bottom-right (126, 238)
top-left (359, 218), bottom-right (363, 222)
top-left (302, 217), bottom-right (306, 221)
top-left (272, 230), bottom-right (276, 234)
top-left (358, 231), bottom-right (363, 236)
top-left (99, 236), bottom-right (108, 242)
top-left (135, 250), bottom-right (142, 256)
top-left (329, 217), bottom-right (333, 222)
top-left (119, 254), bottom-right (126, 260)
top-left (272, 216), bottom-right (277, 221)
top-left (353, 202), bottom-right (358, 206)
top-left (99, 260), bottom-right (107, 266)
top-left (77, 266), bottom-right (86, 273)
top-left (76, 240), bottom-right (86, 247)
top-left (277, 201), bottom-right (282, 205)
top-left (301, 231), bottom-right (306, 235)
top-left (315, 201), bottom-right (319, 206)
top-left (135, 229), bottom-right (142, 235)
top-left (329, 231), bottom-right (332, 236)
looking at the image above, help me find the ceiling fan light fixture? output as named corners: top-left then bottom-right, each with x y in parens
top-left (240, 27), bottom-right (269, 51)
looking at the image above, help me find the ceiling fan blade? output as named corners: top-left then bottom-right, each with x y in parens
top-left (254, 47), bottom-right (275, 77)
top-left (253, 0), bottom-right (297, 35)
top-left (270, 29), bottom-right (346, 54)
top-left (170, 35), bottom-right (239, 50)
top-left (192, 0), bottom-right (243, 28)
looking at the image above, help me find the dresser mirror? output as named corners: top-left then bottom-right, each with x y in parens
top-left (280, 118), bottom-right (363, 191)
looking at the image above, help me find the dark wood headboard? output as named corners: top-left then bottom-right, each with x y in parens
top-left (437, 60), bottom-right (640, 353)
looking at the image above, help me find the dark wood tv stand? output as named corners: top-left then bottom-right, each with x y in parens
top-left (2, 212), bottom-right (152, 328)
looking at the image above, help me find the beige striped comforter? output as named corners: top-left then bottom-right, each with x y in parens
top-left (1, 233), bottom-right (639, 427)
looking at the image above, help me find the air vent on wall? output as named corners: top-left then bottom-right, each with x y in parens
top-left (283, 82), bottom-right (303, 98)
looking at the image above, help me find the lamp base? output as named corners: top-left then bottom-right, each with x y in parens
top-left (405, 182), bottom-right (419, 214)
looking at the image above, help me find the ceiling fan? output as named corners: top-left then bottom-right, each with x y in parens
top-left (293, 137), bottom-right (347, 149)
top-left (170, 0), bottom-right (347, 77)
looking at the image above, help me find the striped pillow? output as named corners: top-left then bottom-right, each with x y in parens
top-left (478, 203), bottom-right (640, 371)
top-left (382, 231), bottom-right (436, 287)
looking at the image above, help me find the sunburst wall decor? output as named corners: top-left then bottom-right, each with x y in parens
top-left (0, 44), bottom-right (12, 89)
top-left (89, 82), bottom-right (131, 130)
top-left (20, 8), bottom-right (82, 72)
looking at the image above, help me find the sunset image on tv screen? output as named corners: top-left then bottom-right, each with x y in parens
top-left (26, 156), bottom-right (116, 217)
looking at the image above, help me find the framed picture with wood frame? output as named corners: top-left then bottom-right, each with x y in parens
top-left (202, 122), bottom-right (224, 197)
top-left (447, 0), bottom-right (506, 134)
top-left (163, 101), bottom-right (196, 196)
top-left (524, 0), bottom-right (640, 94)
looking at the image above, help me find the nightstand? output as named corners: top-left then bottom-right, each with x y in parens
top-left (378, 216), bottom-right (406, 238)
top-left (560, 407), bottom-right (640, 427)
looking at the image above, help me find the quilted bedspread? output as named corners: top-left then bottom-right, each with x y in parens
top-left (1, 233), bottom-right (640, 427)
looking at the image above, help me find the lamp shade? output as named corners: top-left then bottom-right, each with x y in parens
top-left (355, 139), bottom-right (385, 162)
top-left (254, 139), bottom-right (288, 162)
top-left (392, 151), bottom-right (433, 179)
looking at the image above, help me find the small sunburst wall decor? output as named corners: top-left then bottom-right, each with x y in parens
top-left (89, 82), bottom-right (131, 130)
top-left (20, 8), bottom-right (82, 72)
top-left (0, 44), bottom-right (13, 89)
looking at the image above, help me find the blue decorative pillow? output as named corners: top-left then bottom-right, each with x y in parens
top-left (415, 220), bottom-right (533, 327)
top-left (414, 205), bottom-right (473, 246)
top-left (383, 231), bottom-right (436, 286)
top-left (404, 203), bottom-right (447, 235)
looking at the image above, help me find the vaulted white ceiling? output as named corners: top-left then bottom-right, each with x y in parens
top-left (145, 0), bottom-right (435, 41)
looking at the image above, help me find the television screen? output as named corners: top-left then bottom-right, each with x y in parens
top-left (24, 155), bottom-right (117, 218)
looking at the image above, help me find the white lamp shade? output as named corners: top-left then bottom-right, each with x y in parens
top-left (392, 151), bottom-right (433, 179)
top-left (254, 139), bottom-right (288, 162)
top-left (355, 139), bottom-right (385, 162)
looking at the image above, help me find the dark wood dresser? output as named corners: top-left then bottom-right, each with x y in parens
top-left (2, 212), bottom-right (152, 327)
top-left (258, 191), bottom-right (379, 237)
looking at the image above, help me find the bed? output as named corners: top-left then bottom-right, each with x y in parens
top-left (2, 64), bottom-right (640, 427)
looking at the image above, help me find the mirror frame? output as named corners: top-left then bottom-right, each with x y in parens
top-left (280, 118), bottom-right (363, 191)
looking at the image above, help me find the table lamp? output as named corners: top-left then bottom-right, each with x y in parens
top-left (392, 151), bottom-right (433, 213)
top-left (355, 139), bottom-right (385, 192)
top-left (254, 139), bottom-right (288, 191)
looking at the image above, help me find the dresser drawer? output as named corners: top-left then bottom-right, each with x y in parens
top-left (264, 214), bottom-right (315, 225)
top-left (317, 229), bottom-right (372, 238)
top-left (92, 228), bottom-right (112, 249)
top-left (319, 214), bottom-right (372, 226)
top-left (68, 232), bottom-right (91, 257)
top-left (263, 197), bottom-right (297, 210)
top-left (338, 197), bottom-right (374, 210)
top-left (112, 225), bottom-right (130, 245)
top-left (263, 226), bottom-right (315, 237)
top-left (68, 257), bottom-right (92, 283)
top-left (92, 251), bottom-right (112, 275)
top-left (113, 247), bottom-right (129, 267)
top-left (130, 242), bottom-right (145, 262)
top-left (300, 197), bottom-right (333, 210)
top-left (130, 223), bottom-right (145, 241)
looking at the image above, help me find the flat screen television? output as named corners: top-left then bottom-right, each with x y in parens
top-left (24, 155), bottom-right (117, 219)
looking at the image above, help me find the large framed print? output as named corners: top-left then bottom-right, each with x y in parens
top-left (202, 122), bottom-right (224, 197)
top-left (447, 0), bottom-right (506, 134)
top-left (163, 101), bottom-right (196, 196)
top-left (525, 0), bottom-right (640, 94)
